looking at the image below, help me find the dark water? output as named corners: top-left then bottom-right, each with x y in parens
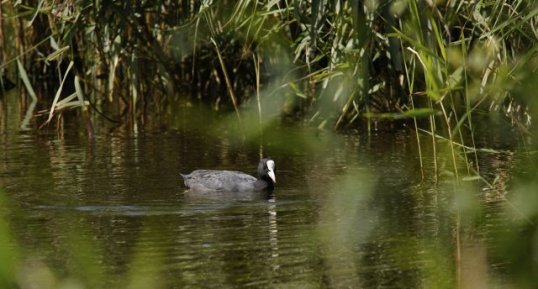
top-left (0, 93), bottom-right (525, 288)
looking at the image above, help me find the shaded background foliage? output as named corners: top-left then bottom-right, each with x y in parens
top-left (0, 0), bottom-right (536, 192)
top-left (1, 0), bottom-right (536, 131)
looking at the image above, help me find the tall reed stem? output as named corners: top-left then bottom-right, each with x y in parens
top-left (211, 38), bottom-right (243, 128)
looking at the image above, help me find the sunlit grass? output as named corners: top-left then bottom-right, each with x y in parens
top-left (2, 1), bottom-right (535, 139)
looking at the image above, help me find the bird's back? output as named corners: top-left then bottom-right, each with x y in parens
top-left (181, 170), bottom-right (258, 192)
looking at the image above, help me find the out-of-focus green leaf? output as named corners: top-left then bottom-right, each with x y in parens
top-left (364, 108), bottom-right (438, 119)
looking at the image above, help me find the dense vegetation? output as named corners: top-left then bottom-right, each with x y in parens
top-left (1, 0), bottom-right (536, 126)
top-left (3, 0), bottom-right (536, 180)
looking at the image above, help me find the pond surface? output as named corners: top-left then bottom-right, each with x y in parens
top-left (0, 93), bottom-right (527, 288)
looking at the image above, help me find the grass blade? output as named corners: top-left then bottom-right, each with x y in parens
top-left (46, 61), bottom-right (74, 124)
top-left (16, 59), bottom-right (37, 101)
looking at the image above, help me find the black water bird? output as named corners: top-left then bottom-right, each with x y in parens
top-left (181, 158), bottom-right (276, 192)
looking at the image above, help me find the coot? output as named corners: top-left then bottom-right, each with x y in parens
top-left (181, 158), bottom-right (276, 192)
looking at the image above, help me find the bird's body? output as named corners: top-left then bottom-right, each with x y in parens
top-left (181, 159), bottom-right (276, 193)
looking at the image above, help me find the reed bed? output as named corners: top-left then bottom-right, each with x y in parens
top-left (1, 0), bottom-right (537, 172)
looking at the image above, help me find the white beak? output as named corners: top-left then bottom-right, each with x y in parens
top-left (268, 169), bottom-right (276, 184)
